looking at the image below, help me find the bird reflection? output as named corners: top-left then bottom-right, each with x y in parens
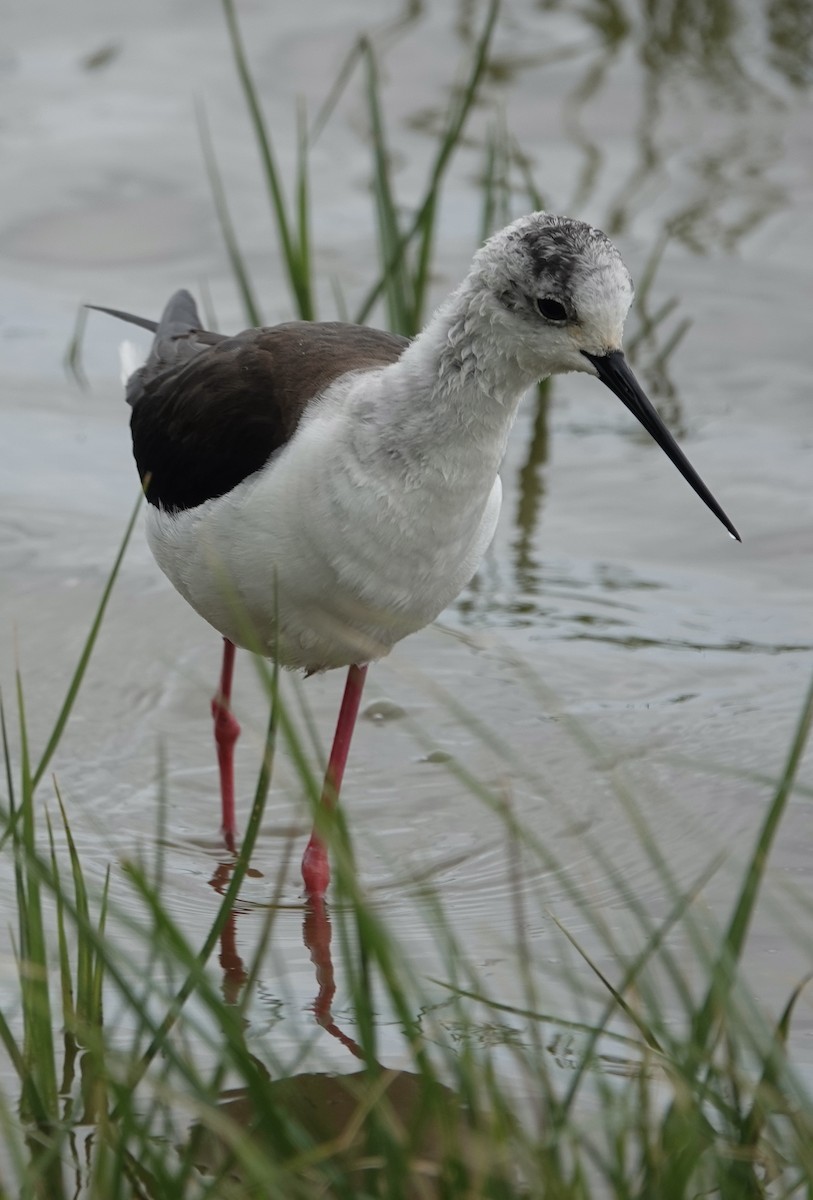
top-left (191, 874), bottom-right (506, 1195)
top-left (303, 894), bottom-right (365, 1059)
top-left (207, 859), bottom-right (363, 1057)
top-left (208, 859), bottom-right (250, 1005)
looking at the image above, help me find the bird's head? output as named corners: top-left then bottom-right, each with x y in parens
top-left (471, 210), bottom-right (634, 375)
top-left (467, 211), bottom-right (740, 541)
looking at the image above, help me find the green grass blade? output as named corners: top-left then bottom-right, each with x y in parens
top-left (353, 0), bottom-right (499, 327)
top-left (549, 913), bottom-right (663, 1054)
top-left (362, 39), bottom-right (412, 333)
top-left (31, 491), bottom-right (143, 793)
top-left (650, 315), bottom-right (692, 373)
top-left (625, 296), bottom-right (679, 358)
top-left (0, 1003), bottom-right (31, 1100)
top-left (91, 867), bottom-right (111, 1034)
top-left (558, 851), bottom-right (726, 1119)
top-left (409, 191), bottom-right (437, 332)
top-left (479, 124), bottom-right (500, 244)
top-left (739, 973), bottom-right (813, 1160)
top-left (109, 668), bottom-right (279, 1112)
top-left (46, 811), bottom-right (75, 1034)
top-left (54, 783), bottom-right (98, 1036)
top-left (0, 694), bottom-right (16, 818)
top-left (692, 670), bottom-right (813, 1052)
top-left (63, 304), bottom-right (89, 391)
top-left (196, 99), bottom-right (263, 328)
top-left (15, 672), bottom-right (59, 1124)
top-left (478, 115), bottom-right (514, 245)
top-left (309, 37), bottom-right (365, 143)
top-left (515, 135), bottom-right (546, 211)
top-left (295, 98), bottom-right (312, 310)
top-left (220, 0), bottom-right (314, 319)
top-left (407, 0), bottom-right (500, 328)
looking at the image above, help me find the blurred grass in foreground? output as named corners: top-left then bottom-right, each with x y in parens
top-left (1, 488), bottom-right (812, 1198)
top-left (31, 0), bottom-right (813, 1195)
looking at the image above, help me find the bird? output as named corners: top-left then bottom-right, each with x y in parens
top-left (92, 211), bottom-right (739, 899)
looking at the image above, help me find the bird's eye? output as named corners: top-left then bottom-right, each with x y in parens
top-left (535, 297), bottom-right (568, 322)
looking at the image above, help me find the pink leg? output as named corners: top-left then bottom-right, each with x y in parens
top-left (211, 638), bottom-right (241, 852)
top-left (301, 663), bottom-right (368, 897)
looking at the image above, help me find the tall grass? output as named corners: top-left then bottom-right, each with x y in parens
top-left (208, 0), bottom-right (504, 336)
top-left (11, 4), bottom-right (813, 1197)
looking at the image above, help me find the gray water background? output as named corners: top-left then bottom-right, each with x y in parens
top-left (1, 0), bottom-right (812, 1096)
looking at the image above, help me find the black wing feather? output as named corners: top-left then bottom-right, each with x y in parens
top-left (94, 293), bottom-right (409, 512)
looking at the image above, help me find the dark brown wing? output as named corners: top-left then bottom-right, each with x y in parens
top-left (96, 291), bottom-right (409, 513)
top-left (131, 321), bottom-right (408, 511)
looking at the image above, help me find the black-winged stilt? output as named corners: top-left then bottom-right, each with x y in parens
top-left (92, 211), bottom-right (739, 898)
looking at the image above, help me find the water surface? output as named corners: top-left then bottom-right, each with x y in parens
top-left (1, 0), bottom-right (812, 1131)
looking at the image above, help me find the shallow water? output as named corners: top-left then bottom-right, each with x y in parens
top-left (1, 0), bottom-right (813, 1143)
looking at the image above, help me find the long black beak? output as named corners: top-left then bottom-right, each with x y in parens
top-left (582, 350), bottom-right (741, 542)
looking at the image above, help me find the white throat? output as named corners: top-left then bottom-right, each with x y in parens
top-left (363, 277), bottom-right (542, 481)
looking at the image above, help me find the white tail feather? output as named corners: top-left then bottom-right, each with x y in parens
top-left (119, 339), bottom-right (146, 384)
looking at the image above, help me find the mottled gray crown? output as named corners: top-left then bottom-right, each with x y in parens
top-left (475, 211), bottom-right (634, 320)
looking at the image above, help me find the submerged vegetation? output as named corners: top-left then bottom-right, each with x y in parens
top-left (6, 0), bottom-right (813, 1195)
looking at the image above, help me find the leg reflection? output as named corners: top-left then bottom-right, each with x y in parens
top-left (208, 858), bottom-right (364, 1060)
top-left (208, 859), bottom-right (248, 1006)
top-left (303, 895), bottom-right (364, 1060)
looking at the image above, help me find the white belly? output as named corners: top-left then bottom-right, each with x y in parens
top-left (146, 410), bottom-right (502, 671)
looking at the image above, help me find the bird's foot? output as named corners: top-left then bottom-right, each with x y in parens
top-left (302, 834), bottom-right (330, 899)
top-left (220, 825), bottom-right (238, 855)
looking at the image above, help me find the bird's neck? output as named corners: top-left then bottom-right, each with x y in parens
top-left (373, 279), bottom-right (540, 476)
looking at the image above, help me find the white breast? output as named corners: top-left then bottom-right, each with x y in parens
top-left (146, 377), bottom-right (502, 671)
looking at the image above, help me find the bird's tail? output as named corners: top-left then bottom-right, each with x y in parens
top-left (153, 288), bottom-right (203, 341)
top-left (86, 288), bottom-right (202, 339)
top-left (88, 290), bottom-right (220, 404)
top-left (85, 303), bottom-right (158, 332)
top-left (118, 339), bottom-right (146, 386)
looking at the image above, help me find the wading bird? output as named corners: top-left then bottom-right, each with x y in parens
top-left (93, 211), bottom-right (739, 898)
